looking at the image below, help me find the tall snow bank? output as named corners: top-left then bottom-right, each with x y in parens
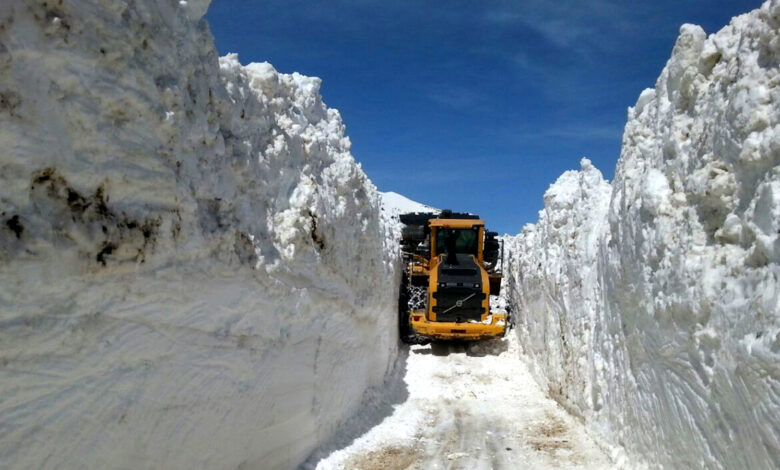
top-left (504, 159), bottom-right (612, 417)
top-left (505, 2), bottom-right (780, 468)
top-left (0, 2), bottom-right (398, 469)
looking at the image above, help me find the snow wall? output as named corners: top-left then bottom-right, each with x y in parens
top-left (504, 2), bottom-right (780, 469)
top-left (0, 1), bottom-right (400, 469)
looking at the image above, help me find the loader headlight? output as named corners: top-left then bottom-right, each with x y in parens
top-left (473, 283), bottom-right (480, 288)
top-left (438, 282), bottom-right (447, 288)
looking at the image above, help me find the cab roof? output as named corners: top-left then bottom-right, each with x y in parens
top-left (429, 218), bottom-right (485, 228)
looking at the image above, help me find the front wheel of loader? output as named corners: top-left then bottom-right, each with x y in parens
top-left (399, 271), bottom-right (414, 344)
top-left (399, 309), bottom-right (415, 344)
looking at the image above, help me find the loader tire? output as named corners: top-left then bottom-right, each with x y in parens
top-left (399, 271), bottom-right (413, 343)
top-left (399, 309), bottom-right (414, 343)
top-left (401, 225), bottom-right (426, 245)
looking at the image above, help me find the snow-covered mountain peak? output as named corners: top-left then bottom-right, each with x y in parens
top-left (379, 191), bottom-right (438, 219)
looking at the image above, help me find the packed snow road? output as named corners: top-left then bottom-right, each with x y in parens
top-left (309, 336), bottom-right (629, 470)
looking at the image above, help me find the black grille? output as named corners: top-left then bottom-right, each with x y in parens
top-left (432, 288), bottom-right (485, 322)
top-left (433, 252), bottom-right (485, 322)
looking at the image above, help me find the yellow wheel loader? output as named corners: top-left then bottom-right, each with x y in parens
top-left (398, 210), bottom-right (507, 343)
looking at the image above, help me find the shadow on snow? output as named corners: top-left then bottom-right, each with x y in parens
top-left (299, 343), bottom-right (410, 469)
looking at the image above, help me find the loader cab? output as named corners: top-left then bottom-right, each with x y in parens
top-left (430, 218), bottom-right (485, 263)
top-left (435, 227), bottom-right (479, 256)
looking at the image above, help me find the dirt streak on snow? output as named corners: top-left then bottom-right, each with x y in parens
top-left (313, 336), bottom-right (630, 470)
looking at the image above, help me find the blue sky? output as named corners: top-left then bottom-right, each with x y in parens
top-left (206, 0), bottom-right (760, 234)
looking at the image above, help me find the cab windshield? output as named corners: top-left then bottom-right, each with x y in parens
top-left (436, 228), bottom-right (479, 256)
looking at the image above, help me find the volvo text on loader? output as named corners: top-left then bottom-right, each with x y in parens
top-left (398, 210), bottom-right (507, 343)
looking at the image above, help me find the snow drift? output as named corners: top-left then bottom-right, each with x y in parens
top-left (0, 1), bottom-right (399, 469)
top-left (505, 2), bottom-right (780, 469)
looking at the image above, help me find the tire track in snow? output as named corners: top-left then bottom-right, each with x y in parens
top-left (312, 335), bottom-right (632, 469)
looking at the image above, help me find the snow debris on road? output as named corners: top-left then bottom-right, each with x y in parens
top-left (504, 2), bottom-right (780, 469)
top-left (313, 336), bottom-right (631, 470)
top-left (0, 2), bottom-right (399, 469)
